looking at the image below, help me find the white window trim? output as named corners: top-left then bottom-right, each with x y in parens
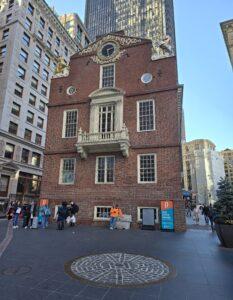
top-left (99, 63), bottom-right (115, 89)
top-left (95, 155), bottom-right (115, 184)
top-left (137, 153), bottom-right (157, 184)
top-left (62, 109), bottom-right (78, 138)
top-left (137, 207), bottom-right (159, 223)
top-left (137, 99), bottom-right (156, 132)
top-left (59, 158), bottom-right (76, 185)
top-left (93, 206), bottom-right (112, 221)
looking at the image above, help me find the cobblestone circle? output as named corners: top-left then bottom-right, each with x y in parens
top-left (67, 253), bottom-right (171, 287)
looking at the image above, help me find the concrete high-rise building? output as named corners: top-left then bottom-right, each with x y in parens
top-left (182, 140), bottom-right (225, 205)
top-left (0, 0), bottom-right (77, 206)
top-left (221, 19), bottom-right (233, 68)
top-left (59, 13), bottom-right (90, 49)
top-left (85, 0), bottom-right (176, 58)
top-left (220, 149), bottom-right (233, 185)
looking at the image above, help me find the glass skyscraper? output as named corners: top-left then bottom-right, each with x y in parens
top-left (85, 0), bottom-right (176, 58)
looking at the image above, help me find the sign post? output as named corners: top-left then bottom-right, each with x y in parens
top-left (160, 200), bottom-right (174, 231)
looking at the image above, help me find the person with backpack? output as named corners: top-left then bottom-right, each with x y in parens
top-left (57, 201), bottom-right (68, 230)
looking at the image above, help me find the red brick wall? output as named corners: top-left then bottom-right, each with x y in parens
top-left (41, 38), bottom-right (186, 232)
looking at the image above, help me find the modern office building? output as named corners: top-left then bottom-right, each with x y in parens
top-left (221, 19), bottom-right (233, 68)
top-left (85, 0), bottom-right (176, 58)
top-left (182, 140), bottom-right (225, 205)
top-left (0, 0), bottom-right (77, 205)
top-left (59, 13), bottom-right (90, 49)
top-left (40, 31), bottom-right (185, 231)
top-left (220, 149), bottom-right (233, 185)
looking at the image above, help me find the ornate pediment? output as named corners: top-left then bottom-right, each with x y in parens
top-left (78, 34), bottom-right (143, 64)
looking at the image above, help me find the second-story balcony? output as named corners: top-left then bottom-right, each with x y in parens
top-left (76, 124), bottom-right (130, 159)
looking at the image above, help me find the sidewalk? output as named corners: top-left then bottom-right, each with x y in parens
top-left (0, 223), bottom-right (232, 300)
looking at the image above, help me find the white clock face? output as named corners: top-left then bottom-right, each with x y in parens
top-left (67, 86), bottom-right (77, 95)
top-left (141, 73), bottom-right (153, 84)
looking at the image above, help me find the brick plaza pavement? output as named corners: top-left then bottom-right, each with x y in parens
top-left (0, 220), bottom-right (232, 300)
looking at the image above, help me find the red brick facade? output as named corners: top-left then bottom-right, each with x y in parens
top-left (40, 33), bottom-right (186, 232)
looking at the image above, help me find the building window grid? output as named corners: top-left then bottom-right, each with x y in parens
top-left (96, 156), bottom-right (115, 184)
top-left (35, 134), bottom-right (42, 145)
top-left (63, 110), bottom-right (78, 138)
top-left (25, 17), bottom-right (32, 31)
top-left (101, 65), bottom-right (115, 88)
top-left (94, 206), bottom-right (112, 220)
top-left (24, 129), bottom-right (32, 141)
top-left (138, 100), bottom-right (155, 131)
top-left (17, 65), bottom-right (26, 80)
top-left (32, 152), bottom-right (41, 167)
top-left (22, 32), bottom-right (30, 47)
top-left (4, 143), bottom-right (15, 159)
top-left (138, 154), bottom-right (156, 183)
top-left (41, 84), bottom-right (47, 96)
top-left (9, 121), bottom-right (18, 135)
top-left (19, 48), bottom-right (28, 63)
top-left (21, 148), bottom-right (29, 164)
top-left (27, 111), bottom-right (34, 124)
top-left (35, 45), bottom-right (42, 58)
top-left (11, 102), bottom-right (20, 116)
top-left (2, 29), bottom-right (9, 40)
top-left (14, 83), bottom-right (23, 98)
top-left (0, 45), bottom-right (7, 58)
top-left (37, 117), bottom-right (44, 129)
top-left (60, 158), bottom-right (75, 184)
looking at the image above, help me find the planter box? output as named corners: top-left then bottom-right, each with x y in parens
top-left (215, 223), bottom-right (233, 248)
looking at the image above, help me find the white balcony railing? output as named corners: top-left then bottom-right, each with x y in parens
top-left (76, 124), bottom-right (130, 159)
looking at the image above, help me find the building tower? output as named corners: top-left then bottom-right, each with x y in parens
top-left (85, 0), bottom-right (176, 58)
top-left (0, 0), bottom-right (77, 206)
top-left (220, 149), bottom-right (233, 185)
top-left (182, 139), bottom-right (225, 205)
top-left (59, 13), bottom-right (90, 49)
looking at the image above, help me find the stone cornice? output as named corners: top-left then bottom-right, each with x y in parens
top-left (0, 130), bottom-right (45, 152)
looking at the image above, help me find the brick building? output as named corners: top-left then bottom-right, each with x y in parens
top-left (40, 32), bottom-right (186, 231)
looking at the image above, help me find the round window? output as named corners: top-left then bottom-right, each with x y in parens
top-left (141, 73), bottom-right (153, 84)
top-left (101, 43), bottom-right (116, 57)
top-left (67, 86), bottom-right (77, 96)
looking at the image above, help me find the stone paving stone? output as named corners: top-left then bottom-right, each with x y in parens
top-left (0, 224), bottom-right (232, 300)
top-left (45, 291), bottom-right (73, 299)
top-left (77, 285), bottom-right (110, 299)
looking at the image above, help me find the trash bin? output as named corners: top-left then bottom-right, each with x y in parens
top-left (116, 215), bottom-right (132, 230)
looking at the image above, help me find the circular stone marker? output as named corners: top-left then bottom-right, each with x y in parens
top-left (65, 253), bottom-right (173, 287)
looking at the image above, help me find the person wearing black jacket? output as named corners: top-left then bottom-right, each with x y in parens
top-left (57, 201), bottom-right (68, 230)
top-left (69, 202), bottom-right (79, 227)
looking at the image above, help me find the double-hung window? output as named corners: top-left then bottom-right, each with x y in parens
top-left (41, 84), bottom-right (47, 96)
top-left (98, 105), bottom-right (115, 133)
top-left (27, 111), bottom-right (34, 124)
top-left (35, 45), bottom-right (42, 58)
top-left (11, 102), bottom-right (20, 116)
top-left (0, 45), bottom-right (7, 58)
top-left (96, 156), bottom-right (115, 184)
top-left (62, 110), bottom-right (78, 138)
top-left (14, 83), bottom-right (23, 98)
top-left (25, 17), bottom-right (32, 31)
top-left (39, 17), bottom-right (45, 29)
top-left (138, 154), bottom-right (157, 183)
top-left (17, 65), bottom-right (26, 80)
top-left (4, 143), bottom-right (15, 159)
top-left (33, 60), bottom-right (40, 74)
top-left (101, 64), bottom-right (115, 88)
top-left (19, 48), bottom-right (28, 63)
top-left (137, 99), bottom-right (155, 132)
top-left (32, 152), bottom-right (41, 167)
top-left (59, 158), bottom-right (75, 184)
top-left (31, 76), bottom-right (38, 89)
top-left (2, 29), bottom-right (9, 40)
top-left (28, 3), bottom-right (34, 15)
top-left (8, 121), bottom-right (18, 135)
top-left (22, 32), bottom-right (30, 47)
top-left (21, 148), bottom-right (29, 164)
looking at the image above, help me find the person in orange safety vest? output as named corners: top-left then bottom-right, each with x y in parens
top-left (109, 204), bottom-right (123, 230)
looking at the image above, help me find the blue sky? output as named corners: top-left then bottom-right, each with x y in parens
top-left (47, 0), bottom-right (233, 151)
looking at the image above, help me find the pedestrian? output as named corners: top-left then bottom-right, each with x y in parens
top-left (109, 204), bottom-right (123, 230)
top-left (13, 202), bottom-right (21, 229)
top-left (22, 204), bottom-right (31, 229)
top-left (41, 205), bottom-right (51, 229)
top-left (202, 205), bottom-right (210, 225)
top-left (6, 202), bottom-right (14, 221)
top-left (57, 201), bottom-right (68, 230)
top-left (186, 200), bottom-right (192, 217)
top-left (193, 205), bottom-right (200, 225)
top-left (69, 202), bottom-right (79, 227)
top-left (208, 204), bottom-right (215, 231)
